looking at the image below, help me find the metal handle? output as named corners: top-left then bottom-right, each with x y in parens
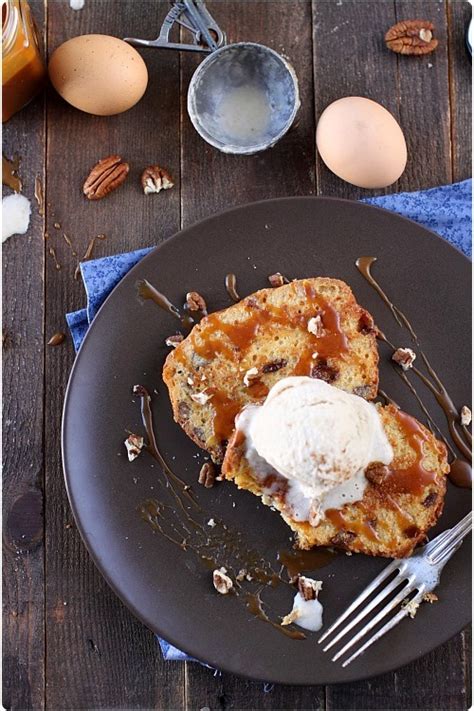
top-left (124, 0), bottom-right (226, 53)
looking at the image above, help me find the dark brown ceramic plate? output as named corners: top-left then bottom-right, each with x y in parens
top-left (62, 197), bottom-right (471, 685)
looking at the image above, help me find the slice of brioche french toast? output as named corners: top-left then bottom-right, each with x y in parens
top-left (222, 404), bottom-right (449, 558)
top-left (163, 278), bottom-right (380, 464)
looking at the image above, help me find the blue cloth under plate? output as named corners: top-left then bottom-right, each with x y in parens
top-left (66, 179), bottom-right (471, 662)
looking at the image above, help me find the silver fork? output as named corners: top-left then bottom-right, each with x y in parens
top-left (318, 512), bottom-right (472, 667)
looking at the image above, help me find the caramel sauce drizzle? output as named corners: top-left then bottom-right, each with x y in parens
top-left (225, 273), bottom-right (240, 302)
top-left (245, 591), bottom-right (306, 640)
top-left (74, 234), bottom-right (107, 280)
top-left (48, 246), bottom-right (61, 271)
top-left (277, 548), bottom-right (337, 579)
top-left (132, 386), bottom-right (310, 640)
top-left (189, 281), bottom-right (349, 444)
top-left (356, 256), bottom-right (471, 489)
top-left (3, 154), bottom-right (22, 192)
top-left (136, 280), bottom-right (196, 330)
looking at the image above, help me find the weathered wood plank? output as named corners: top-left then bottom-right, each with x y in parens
top-left (180, 0), bottom-right (316, 226)
top-left (394, 0), bottom-right (452, 190)
top-left (326, 634), bottom-right (469, 711)
top-left (312, 0), bottom-right (398, 199)
top-left (44, 2), bottom-right (184, 708)
top-left (447, 0), bottom-right (472, 181)
top-left (2, 0), bottom-right (46, 707)
top-left (185, 664), bottom-right (325, 711)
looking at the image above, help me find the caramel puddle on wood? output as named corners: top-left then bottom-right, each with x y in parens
top-left (132, 385), bottom-right (306, 640)
top-left (47, 332), bottom-right (65, 346)
top-left (62, 233), bottom-right (77, 257)
top-left (74, 234), bottom-right (106, 280)
top-left (356, 256), bottom-right (471, 488)
top-left (48, 246), bottom-right (61, 271)
top-left (2, 154), bottom-right (22, 192)
top-left (34, 176), bottom-right (44, 215)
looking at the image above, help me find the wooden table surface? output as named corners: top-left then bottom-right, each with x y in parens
top-left (3, 1), bottom-right (472, 709)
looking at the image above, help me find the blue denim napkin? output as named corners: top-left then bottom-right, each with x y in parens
top-left (66, 179), bottom-right (471, 662)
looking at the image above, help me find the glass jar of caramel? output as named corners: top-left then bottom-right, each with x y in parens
top-left (2, 0), bottom-right (46, 122)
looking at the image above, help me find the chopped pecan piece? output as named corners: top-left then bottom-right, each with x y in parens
top-left (165, 334), bottom-right (184, 348)
top-left (365, 462), bottom-right (391, 485)
top-left (186, 291), bottom-right (207, 313)
top-left (262, 359), bottom-right (287, 373)
top-left (402, 598), bottom-right (420, 618)
top-left (190, 390), bottom-right (211, 405)
top-left (460, 405), bottom-right (472, 427)
top-left (385, 20), bottom-right (438, 55)
top-left (198, 461), bottom-right (216, 488)
top-left (281, 608), bottom-right (300, 626)
top-left (307, 314), bottom-right (325, 337)
top-left (141, 165), bottom-right (174, 194)
top-left (310, 359), bottom-right (338, 383)
top-left (297, 575), bottom-right (322, 601)
top-left (83, 155), bottom-right (129, 200)
top-left (423, 592), bottom-right (438, 604)
top-left (392, 347), bottom-right (416, 370)
top-left (268, 272), bottom-right (289, 287)
top-left (212, 567), bottom-right (233, 594)
top-left (124, 433), bottom-right (144, 462)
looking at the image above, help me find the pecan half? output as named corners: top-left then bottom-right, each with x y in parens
top-left (83, 155), bottom-right (129, 200)
top-left (212, 567), bottom-right (233, 594)
top-left (141, 165), bottom-right (174, 194)
top-left (198, 461), bottom-right (216, 488)
top-left (385, 20), bottom-right (438, 55)
top-left (262, 359), bottom-right (287, 373)
top-left (392, 347), bottom-right (416, 370)
top-left (186, 291), bottom-right (207, 313)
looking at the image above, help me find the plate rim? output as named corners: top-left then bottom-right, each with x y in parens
top-left (62, 195), bottom-right (471, 685)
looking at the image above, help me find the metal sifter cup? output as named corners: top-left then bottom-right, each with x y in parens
top-left (125, 0), bottom-right (300, 155)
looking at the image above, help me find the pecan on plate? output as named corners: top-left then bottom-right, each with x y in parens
top-left (83, 155), bottom-right (129, 200)
top-left (141, 165), bottom-right (174, 194)
top-left (297, 575), bottom-right (322, 601)
top-left (268, 272), bottom-right (289, 287)
top-left (165, 334), bottom-right (184, 348)
top-left (385, 20), bottom-right (438, 55)
top-left (392, 347), bottom-right (416, 370)
top-left (186, 291), bottom-right (207, 313)
top-left (460, 405), bottom-right (472, 427)
top-left (198, 461), bottom-right (216, 488)
top-left (212, 567), bottom-right (233, 594)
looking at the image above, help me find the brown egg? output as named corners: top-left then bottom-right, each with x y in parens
top-left (48, 34), bottom-right (148, 116)
top-left (316, 97), bottom-right (407, 189)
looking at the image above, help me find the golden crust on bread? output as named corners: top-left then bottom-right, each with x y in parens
top-left (222, 404), bottom-right (449, 558)
top-left (163, 278), bottom-right (380, 464)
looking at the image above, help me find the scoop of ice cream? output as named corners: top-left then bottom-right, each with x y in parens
top-left (246, 376), bottom-right (393, 498)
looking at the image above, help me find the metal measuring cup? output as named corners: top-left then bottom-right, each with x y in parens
top-left (125, 0), bottom-right (300, 155)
